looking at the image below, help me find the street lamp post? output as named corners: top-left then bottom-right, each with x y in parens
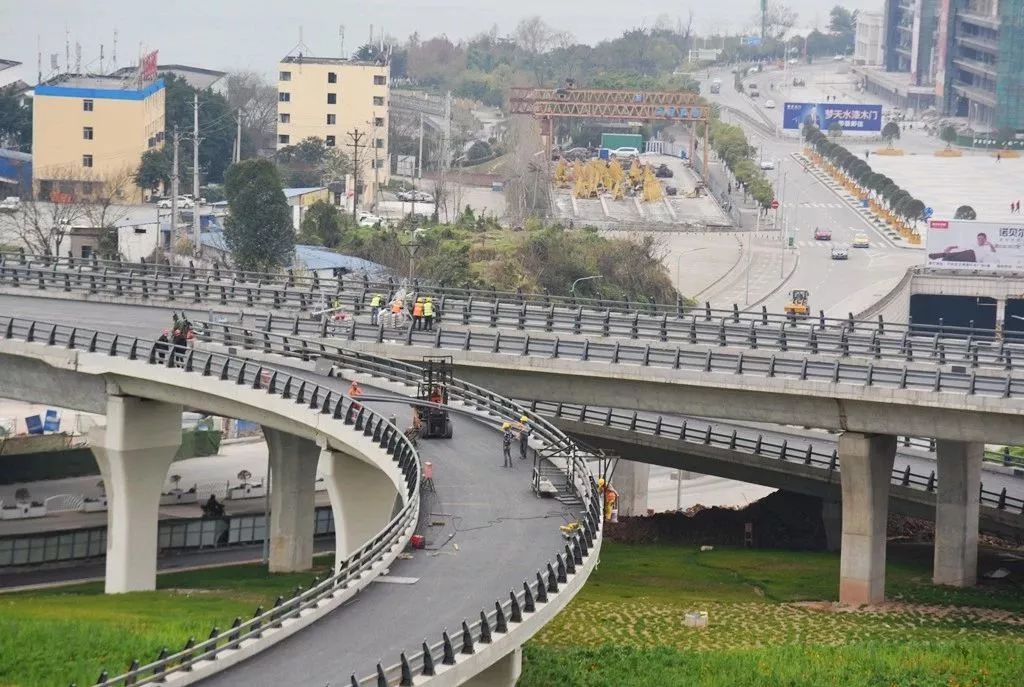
top-left (571, 275), bottom-right (602, 297)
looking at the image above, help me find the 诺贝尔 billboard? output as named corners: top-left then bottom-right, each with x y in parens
top-left (926, 219), bottom-right (1024, 272)
top-left (782, 102), bottom-right (883, 132)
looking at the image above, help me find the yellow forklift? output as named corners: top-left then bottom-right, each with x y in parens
top-left (784, 289), bottom-right (810, 317)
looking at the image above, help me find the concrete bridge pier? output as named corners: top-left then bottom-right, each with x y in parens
top-left (319, 447), bottom-right (400, 574)
top-left (462, 647), bottom-right (522, 687)
top-left (933, 439), bottom-right (983, 587)
top-left (89, 395), bottom-right (182, 594)
top-left (612, 459), bottom-right (649, 516)
top-left (821, 500), bottom-right (842, 552)
top-left (838, 432), bottom-right (896, 606)
top-left (262, 427), bottom-right (321, 573)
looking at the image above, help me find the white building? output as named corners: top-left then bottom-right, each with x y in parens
top-left (854, 11), bottom-right (885, 66)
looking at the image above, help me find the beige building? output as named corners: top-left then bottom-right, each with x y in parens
top-left (854, 11), bottom-right (885, 67)
top-left (276, 56), bottom-right (389, 202)
top-left (32, 75), bottom-right (165, 204)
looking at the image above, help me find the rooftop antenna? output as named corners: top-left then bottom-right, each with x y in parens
top-left (100, 44), bottom-right (105, 74)
top-left (285, 26), bottom-right (312, 61)
top-left (112, 29), bottom-right (118, 69)
top-left (65, 26), bottom-right (70, 73)
top-left (369, 23), bottom-right (374, 47)
top-left (339, 24), bottom-right (345, 58)
top-left (36, 35), bottom-right (41, 84)
top-left (75, 42), bottom-right (81, 74)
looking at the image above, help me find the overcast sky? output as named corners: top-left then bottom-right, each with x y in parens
top-left (1, 0), bottom-right (880, 82)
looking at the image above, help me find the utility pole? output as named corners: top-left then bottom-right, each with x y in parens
top-left (417, 112), bottom-right (424, 180)
top-left (192, 93), bottom-right (201, 256)
top-left (347, 128), bottom-right (365, 221)
top-left (171, 127), bottom-right (180, 261)
top-left (234, 109), bottom-right (242, 163)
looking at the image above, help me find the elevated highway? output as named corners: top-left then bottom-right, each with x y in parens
top-left (0, 313), bottom-right (603, 687)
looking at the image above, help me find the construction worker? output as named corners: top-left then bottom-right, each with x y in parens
top-left (369, 293), bottom-right (382, 325)
top-left (348, 380), bottom-right (364, 412)
top-left (423, 297), bottom-right (435, 330)
top-left (518, 415), bottom-right (532, 460)
top-left (413, 298), bottom-right (425, 330)
top-left (390, 297), bottom-right (404, 328)
top-left (501, 422), bottom-right (515, 468)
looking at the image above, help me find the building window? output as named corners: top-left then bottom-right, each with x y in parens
top-left (280, 113), bottom-right (291, 123)
top-left (83, 126), bottom-right (94, 140)
top-left (328, 72), bottom-right (337, 83)
top-left (327, 93), bottom-right (337, 104)
top-left (375, 158), bottom-right (385, 169)
top-left (326, 135), bottom-right (336, 147)
top-left (375, 138), bottom-right (384, 148)
top-left (373, 96), bottom-right (384, 106)
top-left (279, 92), bottom-right (290, 102)
top-left (83, 99), bottom-right (94, 112)
top-left (327, 114), bottom-right (336, 125)
top-left (81, 245), bottom-right (93, 259)
top-left (279, 134), bottom-right (290, 145)
top-left (148, 136), bottom-right (157, 148)
top-left (156, 131), bottom-right (165, 142)
top-left (279, 71), bottom-right (291, 81)
top-left (82, 154), bottom-right (93, 168)
top-left (374, 75), bottom-right (387, 85)
top-left (374, 117), bottom-right (385, 127)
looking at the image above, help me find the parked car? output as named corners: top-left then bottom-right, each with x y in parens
top-left (852, 234), bottom-right (870, 248)
top-left (157, 196), bottom-right (195, 209)
top-left (759, 159), bottom-right (775, 170)
top-left (665, 186), bottom-right (678, 196)
top-left (358, 212), bottom-right (385, 228)
top-left (655, 164), bottom-right (674, 178)
top-left (0, 196), bottom-right (20, 212)
top-left (413, 191), bottom-right (433, 202)
top-left (611, 147), bottom-right (640, 157)
top-left (788, 58), bottom-right (799, 65)
top-left (831, 246), bottom-right (849, 260)
top-left (813, 227), bottom-right (832, 240)
top-left (764, 99), bottom-right (776, 109)
top-left (833, 54), bottom-right (845, 62)
top-left (792, 77), bottom-right (806, 87)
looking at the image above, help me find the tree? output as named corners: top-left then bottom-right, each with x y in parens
top-left (161, 72), bottom-right (235, 184)
top-left (882, 121), bottom-right (901, 148)
top-left (225, 71), bottom-right (278, 159)
top-left (0, 89), bottom-right (31, 150)
top-left (903, 198), bottom-right (925, 223)
top-left (762, 2), bottom-right (798, 40)
top-left (134, 147), bottom-right (172, 193)
top-left (955, 205), bottom-right (977, 220)
top-left (223, 159), bottom-right (294, 272)
top-left (0, 168), bottom-right (88, 255)
top-left (299, 200), bottom-right (344, 248)
top-left (828, 6), bottom-right (857, 53)
top-left (996, 126), bottom-right (1017, 146)
top-left (940, 124), bottom-right (958, 149)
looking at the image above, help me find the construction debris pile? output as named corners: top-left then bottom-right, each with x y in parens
top-left (554, 157), bottom-right (672, 202)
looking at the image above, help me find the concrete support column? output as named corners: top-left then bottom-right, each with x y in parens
top-left (995, 298), bottom-right (1006, 337)
top-left (838, 432), bottom-right (896, 606)
top-left (262, 427), bottom-right (320, 573)
top-left (821, 499), bottom-right (842, 552)
top-left (934, 439), bottom-right (983, 587)
top-left (613, 459), bottom-right (650, 517)
top-left (461, 647), bottom-right (522, 687)
top-left (319, 448), bottom-right (400, 573)
top-left (89, 395), bottom-right (182, 594)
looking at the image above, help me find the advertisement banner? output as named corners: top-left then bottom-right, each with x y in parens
top-left (141, 50), bottom-right (159, 81)
top-left (782, 102), bottom-right (883, 131)
top-left (926, 219), bottom-right (1024, 272)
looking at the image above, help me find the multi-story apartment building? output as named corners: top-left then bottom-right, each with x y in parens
top-left (855, 11), bottom-right (885, 66)
top-left (32, 75), bottom-right (165, 203)
top-left (276, 55), bottom-right (389, 200)
top-left (940, 0), bottom-right (1024, 131)
top-left (883, 0), bottom-right (939, 85)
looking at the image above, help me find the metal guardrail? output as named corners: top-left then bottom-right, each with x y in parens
top-left (0, 316), bottom-right (421, 687)
top-left (199, 321), bottom-right (605, 686)
top-left (1, 250), bottom-right (1013, 343)
top-left (532, 402), bottom-right (1024, 517)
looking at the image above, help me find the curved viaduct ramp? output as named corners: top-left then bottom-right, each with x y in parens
top-left (0, 315), bottom-right (603, 687)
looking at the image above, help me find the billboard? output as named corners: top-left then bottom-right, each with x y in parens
top-left (782, 102), bottom-right (883, 131)
top-left (926, 219), bottom-right (1024, 272)
top-left (141, 50), bottom-right (159, 81)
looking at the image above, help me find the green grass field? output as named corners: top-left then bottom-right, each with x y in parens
top-left (521, 543), bottom-right (1024, 687)
top-left (0, 561), bottom-right (330, 687)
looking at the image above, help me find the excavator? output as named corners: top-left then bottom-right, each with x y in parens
top-left (784, 289), bottom-right (810, 318)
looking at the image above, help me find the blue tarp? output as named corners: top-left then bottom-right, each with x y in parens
top-left (294, 245), bottom-right (389, 277)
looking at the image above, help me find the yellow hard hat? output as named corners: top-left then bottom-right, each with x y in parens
top-left (417, 297), bottom-right (424, 302)
top-left (520, 416), bottom-right (529, 422)
top-left (597, 478), bottom-right (606, 489)
top-left (426, 297), bottom-right (432, 302)
top-left (502, 422), bottom-right (511, 429)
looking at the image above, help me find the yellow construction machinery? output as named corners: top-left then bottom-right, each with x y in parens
top-left (784, 289), bottom-right (810, 317)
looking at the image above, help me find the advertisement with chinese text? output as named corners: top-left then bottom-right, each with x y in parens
top-left (782, 102), bottom-right (883, 132)
top-left (926, 219), bottom-right (1024, 272)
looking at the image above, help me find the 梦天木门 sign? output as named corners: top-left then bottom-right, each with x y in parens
top-left (782, 102), bottom-right (883, 131)
top-left (926, 219), bottom-right (1024, 272)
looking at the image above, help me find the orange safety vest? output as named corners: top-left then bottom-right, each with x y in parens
top-left (413, 302), bottom-right (424, 317)
top-left (391, 300), bottom-right (403, 314)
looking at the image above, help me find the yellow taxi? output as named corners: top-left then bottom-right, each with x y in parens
top-left (852, 234), bottom-right (870, 248)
